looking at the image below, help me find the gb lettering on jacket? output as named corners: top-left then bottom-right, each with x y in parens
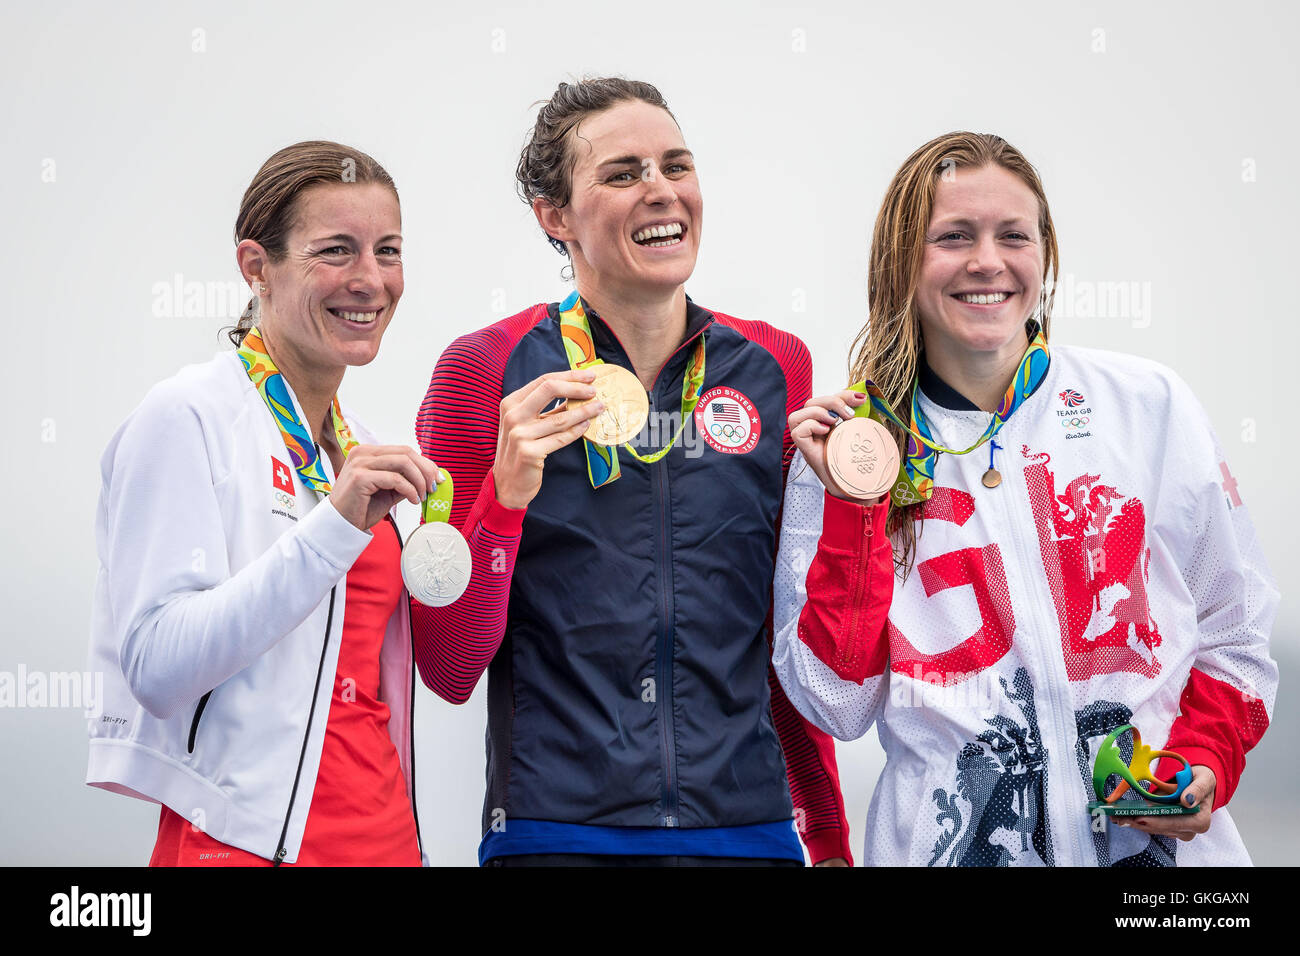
top-left (890, 444), bottom-right (1161, 686)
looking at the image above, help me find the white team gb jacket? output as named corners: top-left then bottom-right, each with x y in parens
top-left (773, 345), bottom-right (1279, 866)
top-left (87, 349), bottom-right (426, 865)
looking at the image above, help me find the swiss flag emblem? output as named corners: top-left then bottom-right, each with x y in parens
top-left (272, 457), bottom-right (295, 495)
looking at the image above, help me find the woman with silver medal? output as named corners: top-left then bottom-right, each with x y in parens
top-left (88, 142), bottom-right (452, 866)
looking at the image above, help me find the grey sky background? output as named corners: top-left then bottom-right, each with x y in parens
top-left (1, 0), bottom-right (1295, 865)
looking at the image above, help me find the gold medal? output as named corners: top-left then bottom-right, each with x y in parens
top-left (826, 417), bottom-right (899, 500)
top-left (567, 364), bottom-right (650, 446)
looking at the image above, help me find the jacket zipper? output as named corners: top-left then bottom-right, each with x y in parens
top-left (187, 690), bottom-right (213, 754)
top-left (386, 512), bottom-right (424, 862)
top-left (840, 504), bottom-right (876, 669)
top-left (272, 586), bottom-right (335, 865)
top-left (594, 311), bottom-right (706, 829)
top-left (993, 438), bottom-right (1086, 866)
top-left (648, 392), bottom-right (679, 827)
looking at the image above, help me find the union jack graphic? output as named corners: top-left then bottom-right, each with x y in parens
top-left (1059, 389), bottom-right (1085, 408)
top-left (711, 402), bottom-right (742, 423)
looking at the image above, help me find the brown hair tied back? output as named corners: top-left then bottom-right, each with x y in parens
top-left (848, 131), bottom-right (1059, 576)
top-left (515, 77), bottom-right (676, 256)
top-left (225, 140), bottom-right (399, 346)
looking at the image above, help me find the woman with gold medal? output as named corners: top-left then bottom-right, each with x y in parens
top-left (773, 132), bottom-right (1279, 866)
top-left (413, 77), bottom-right (853, 866)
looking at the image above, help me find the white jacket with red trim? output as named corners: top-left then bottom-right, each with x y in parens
top-left (87, 350), bottom-right (425, 865)
top-left (772, 345), bottom-right (1278, 866)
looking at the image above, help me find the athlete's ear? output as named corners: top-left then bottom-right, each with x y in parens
top-left (236, 239), bottom-right (271, 290)
top-left (532, 198), bottom-right (574, 248)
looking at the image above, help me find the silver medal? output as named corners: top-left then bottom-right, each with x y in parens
top-left (401, 522), bottom-right (472, 607)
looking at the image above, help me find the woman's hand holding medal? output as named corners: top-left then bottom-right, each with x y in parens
top-left (493, 369), bottom-right (606, 510)
top-left (330, 445), bottom-right (445, 532)
top-left (790, 390), bottom-right (897, 505)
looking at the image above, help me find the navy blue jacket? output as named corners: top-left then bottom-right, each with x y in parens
top-left (413, 297), bottom-right (851, 863)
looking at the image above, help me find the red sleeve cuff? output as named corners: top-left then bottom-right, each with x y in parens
top-left (476, 469), bottom-right (526, 537)
top-left (820, 489), bottom-right (888, 552)
top-left (803, 826), bottom-right (853, 866)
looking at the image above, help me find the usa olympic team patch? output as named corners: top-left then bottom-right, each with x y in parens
top-left (695, 386), bottom-right (761, 455)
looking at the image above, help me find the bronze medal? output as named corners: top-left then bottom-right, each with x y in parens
top-left (567, 363), bottom-right (650, 446)
top-left (826, 417), bottom-right (899, 500)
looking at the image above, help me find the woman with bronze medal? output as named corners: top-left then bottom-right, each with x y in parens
top-left (413, 77), bottom-right (854, 866)
top-left (773, 132), bottom-right (1280, 866)
top-left (87, 142), bottom-right (447, 865)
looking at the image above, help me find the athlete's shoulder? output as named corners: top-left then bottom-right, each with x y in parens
top-left (706, 307), bottom-right (812, 395)
top-left (708, 308), bottom-right (810, 361)
top-left (424, 304), bottom-right (553, 413)
top-left (103, 351), bottom-right (250, 480)
top-left (131, 350), bottom-right (250, 427)
top-left (1049, 343), bottom-right (1194, 408)
top-left (440, 304), bottom-right (553, 368)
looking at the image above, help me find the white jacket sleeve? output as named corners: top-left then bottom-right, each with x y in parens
top-left (1155, 372), bottom-right (1279, 804)
top-left (772, 452), bottom-right (893, 741)
top-left (100, 383), bottom-right (372, 719)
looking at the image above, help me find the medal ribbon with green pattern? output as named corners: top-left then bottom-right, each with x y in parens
top-left (558, 290), bottom-right (706, 489)
top-left (420, 469), bottom-right (454, 525)
top-left (237, 326), bottom-right (358, 494)
top-left (848, 322), bottom-right (1049, 507)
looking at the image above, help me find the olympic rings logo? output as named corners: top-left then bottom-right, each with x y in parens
top-left (709, 422), bottom-right (748, 441)
top-left (273, 490), bottom-right (295, 508)
top-left (892, 481), bottom-right (920, 505)
top-left (426, 499), bottom-right (451, 513)
top-left (1060, 417), bottom-right (1090, 429)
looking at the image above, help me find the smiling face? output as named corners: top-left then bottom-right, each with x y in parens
top-left (916, 163), bottom-right (1044, 368)
top-left (241, 181), bottom-right (403, 378)
top-left (536, 99), bottom-right (701, 303)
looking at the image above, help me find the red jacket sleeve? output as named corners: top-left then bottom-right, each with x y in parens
top-left (409, 309), bottom-right (547, 704)
top-left (797, 491), bottom-right (894, 685)
top-left (1160, 669), bottom-right (1270, 809)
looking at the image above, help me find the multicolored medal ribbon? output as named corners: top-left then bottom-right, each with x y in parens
top-left (1087, 724), bottom-right (1199, 817)
top-left (847, 322), bottom-right (1049, 508)
top-left (403, 471), bottom-right (471, 606)
top-left (237, 326), bottom-right (357, 494)
top-left (559, 290), bottom-right (706, 488)
top-left (239, 326), bottom-right (470, 605)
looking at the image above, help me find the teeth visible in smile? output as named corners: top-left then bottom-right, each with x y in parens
top-left (633, 222), bottom-right (684, 244)
top-left (330, 308), bottom-right (380, 323)
top-left (957, 292), bottom-right (1009, 305)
